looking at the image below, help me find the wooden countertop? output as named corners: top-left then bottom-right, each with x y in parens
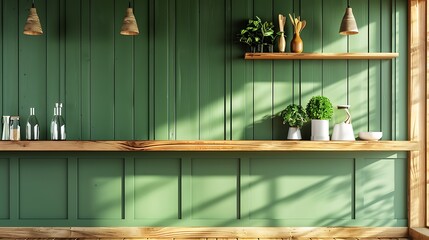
top-left (0, 140), bottom-right (418, 152)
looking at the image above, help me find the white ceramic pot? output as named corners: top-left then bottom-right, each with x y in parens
top-left (311, 119), bottom-right (330, 141)
top-left (332, 122), bottom-right (355, 141)
top-left (287, 127), bottom-right (302, 140)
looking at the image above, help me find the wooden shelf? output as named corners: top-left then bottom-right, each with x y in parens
top-left (244, 52), bottom-right (399, 60)
top-left (0, 140), bottom-right (418, 152)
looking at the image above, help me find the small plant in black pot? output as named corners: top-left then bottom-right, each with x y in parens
top-left (281, 104), bottom-right (308, 140)
top-left (238, 16), bottom-right (276, 53)
top-left (260, 20), bottom-right (275, 52)
top-left (238, 16), bottom-right (262, 52)
top-left (306, 96), bottom-right (333, 141)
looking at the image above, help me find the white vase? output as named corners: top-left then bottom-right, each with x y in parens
top-left (311, 119), bottom-right (330, 141)
top-left (287, 127), bottom-right (302, 140)
top-left (332, 122), bottom-right (355, 141)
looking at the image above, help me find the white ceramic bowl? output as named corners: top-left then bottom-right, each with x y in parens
top-left (358, 131), bottom-right (383, 141)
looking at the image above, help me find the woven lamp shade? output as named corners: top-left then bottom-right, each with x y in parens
top-left (339, 7), bottom-right (359, 35)
top-left (24, 7), bottom-right (43, 35)
top-left (120, 8), bottom-right (139, 35)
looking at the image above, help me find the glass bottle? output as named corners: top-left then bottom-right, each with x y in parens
top-left (2, 116), bottom-right (10, 140)
top-left (9, 116), bottom-right (20, 140)
top-left (26, 107), bottom-right (39, 140)
top-left (50, 103), bottom-right (66, 140)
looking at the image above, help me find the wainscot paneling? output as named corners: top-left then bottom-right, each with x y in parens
top-left (19, 158), bottom-right (68, 219)
top-left (0, 159), bottom-right (9, 219)
top-left (0, 152), bottom-right (408, 227)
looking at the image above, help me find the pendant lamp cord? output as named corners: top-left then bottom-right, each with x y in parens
top-left (32, 0), bottom-right (35, 8)
top-left (128, 1), bottom-right (131, 8)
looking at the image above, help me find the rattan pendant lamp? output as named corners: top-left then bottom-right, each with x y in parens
top-left (23, 0), bottom-right (43, 35)
top-left (339, 1), bottom-right (359, 35)
top-left (120, 2), bottom-right (139, 35)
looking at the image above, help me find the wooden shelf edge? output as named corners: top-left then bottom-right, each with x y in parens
top-left (0, 140), bottom-right (418, 152)
top-left (244, 52), bottom-right (399, 60)
top-left (0, 227), bottom-right (409, 238)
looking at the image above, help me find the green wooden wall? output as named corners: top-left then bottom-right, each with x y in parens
top-left (0, 0), bottom-right (407, 141)
top-left (0, 152), bottom-right (407, 226)
top-left (0, 0), bottom-right (408, 227)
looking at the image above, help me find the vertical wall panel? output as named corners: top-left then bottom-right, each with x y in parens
top-left (46, 0), bottom-right (61, 140)
top-left (0, 159), bottom-right (9, 219)
top-left (368, 0), bottom-right (382, 133)
top-left (253, 0), bottom-right (273, 140)
top-left (78, 158), bottom-right (124, 219)
top-left (191, 158), bottom-right (238, 219)
top-left (175, 0), bottom-right (199, 140)
top-left (380, 0), bottom-right (393, 139)
top-left (90, 0), bottom-right (115, 139)
top-left (231, 0), bottom-right (254, 140)
top-left (300, 0), bottom-right (323, 104)
top-left (114, 0), bottom-right (134, 140)
top-left (348, 0), bottom-right (369, 135)
top-left (248, 158), bottom-right (353, 222)
top-left (322, 0), bottom-right (348, 113)
top-left (153, 0), bottom-right (173, 140)
top-left (65, 0), bottom-right (82, 140)
top-left (80, 0), bottom-right (91, 140)
top-left (134, 158), bottom-right (180, 219)
top-left (272, 0), bottom-right (294, 140)
top-left (2, 0), bottom-right (19, 116)
top-left (134, 0), bottom-right (150, 140)
top-left (394, 0), bottom-right (407, 140)
top-left (19, 158), bottom-right (67, 219)
top-left (199, 0), bottom-right (226, 140)
top-left (0, 0), bottom-right (3, 115)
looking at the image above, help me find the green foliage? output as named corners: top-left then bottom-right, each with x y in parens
top-left (305, 96), bottom-right (334, 120)
top-left (238, 16), bottom-right (276, 46)
top-left (238, 16), bottom-right (262, 46)
top-left (261, 20), bottom-right (275, 44)
top-left (281, 104), bottom-right (308, 128)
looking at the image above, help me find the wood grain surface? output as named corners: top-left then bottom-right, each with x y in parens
top-left (0, 227), bottom-right (409, 238)
top-left (0, 140), bottom-right (418, 152)
top-left (244, 53), bottom-right (399, 60)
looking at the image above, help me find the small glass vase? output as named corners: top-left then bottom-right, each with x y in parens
top-left (26, 107), bottom-right (39, 140)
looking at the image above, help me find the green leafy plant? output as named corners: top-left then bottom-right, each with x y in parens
top-left (306, 96), bottom-right (334, 120)
top-left (238, 16), bottom-right (262, 47)
top-left (281, 104), bottom-right (308, 128)
top-left (238, 16), bottom-right (276, 47)
top-left (260, 20), bottom-right (275, 44)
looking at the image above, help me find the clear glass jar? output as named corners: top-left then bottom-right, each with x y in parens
top-left (26, 108), bottom-right (39, 140)
top-left (9, 116), bottom-right (20, 140)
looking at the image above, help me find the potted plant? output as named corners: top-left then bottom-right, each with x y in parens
top-left (281, 104), bottom-right (308, 140)
top-left (238, 16), bottom-right (262, 52)
top-left (260, 20), bottom-right (275, 52)
top-left (306, 96), bottom-right (333, 141)
top-left (238, 16), bottom-right (276, 53)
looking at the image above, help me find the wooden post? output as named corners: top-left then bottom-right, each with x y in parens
top-left (408, 0), bottom-right (427, 228)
